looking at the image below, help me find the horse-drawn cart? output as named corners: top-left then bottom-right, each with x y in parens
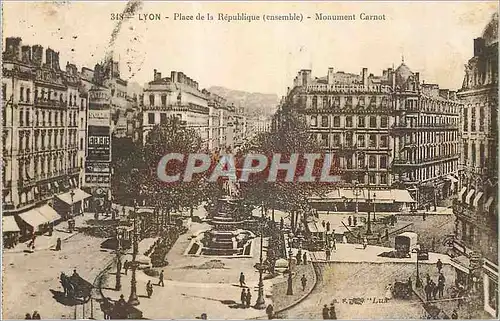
top-left (60, 272), bottom-right (93, 303)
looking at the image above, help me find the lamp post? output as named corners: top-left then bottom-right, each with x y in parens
top-left (286, 249), bottom-right (293, 295)
top-left (353, 181), bottom-right (361, 214)
top-left (365, 165), bottom-right (372, 235)
top-left (115, 231), bottom-right (122, 291)
top-left (254, 221), bottom-right (266, 309)
top-left (413, 246), bottom-right (422, 288)
top-left (128, 200), bottom-right (140, 306)
top-left (70, 189), bottom-right (75, 218)
top-left (373, 192), bottom-right (376, 221)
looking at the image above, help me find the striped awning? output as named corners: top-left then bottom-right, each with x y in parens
top-left (392, 189), bottom-right (416, 203)
top-left (2, 216), bottom-right (20, 232)
top-left (57, 188), bottom-right (92, 205)
top-left (465, 189), bottom-right (475, 205)
top-left (473, 192), bottom-right (484, 207)
top-left (37, 205), bottom-right (61, 223)
top-left (485, 197), bottom-right (495, 212)
top-left (458, 187), bottom-right (467, 200)
top-left (19, 209), bottom-right (50, 228)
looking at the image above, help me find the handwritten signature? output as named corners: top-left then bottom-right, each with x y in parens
top-left (332, 298), bottom-right (390, 305)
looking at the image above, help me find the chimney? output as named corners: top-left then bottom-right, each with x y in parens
top-left (32, 45), bottom-right (43, 66)
top-left (45, 48), bottom-right (54, 68)
top-left (21, 45), bottom-right (31, 63)
top-left (5, 37), bottom-right (22, 60)
top-left (327, 67), bottom-right (334, 85)
top-left (171, 71), bottom-right (177, 82)
top-left (362, 68), bottom-right (368, 86)
top-left (154, 69), bottom-right (161, 81)
top-left (53, 51), bottom-right (60, 70)
top-left (474, 37), bottom-right (485, 57)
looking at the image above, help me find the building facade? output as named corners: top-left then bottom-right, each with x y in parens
top-left (453, 13), bottom-right (498, 318)
top-left (2, 37), bottom-right (89, 238)
top-left (284, 64), bottom-right (461, 210)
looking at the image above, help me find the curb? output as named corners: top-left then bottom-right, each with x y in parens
top-left (274, 262), bottom-right (319, 315)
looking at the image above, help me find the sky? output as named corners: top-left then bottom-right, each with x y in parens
top-left (2, 1), bottom-right (498, 97)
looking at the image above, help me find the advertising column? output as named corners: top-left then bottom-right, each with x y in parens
top-left (85, 86), bottom-right (112, 213)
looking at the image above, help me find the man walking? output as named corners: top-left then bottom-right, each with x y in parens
top-left (303, 251), bottom-right (308, 265)
top-left (266, 304), bottom-right (274, 319)
top-left (438, 273), bottom-right (446, 298)
top-left (348, 216), bottom-right (352, 226)
top-left (158, 270), bottom-right (165, 287)
top-left (329, 303), bottom-right (337, 319)
top-left (325, 248), bottom-right (331, 261)
top-left (296, 249), bottom-right (302, 265)
top-left (245, 288), bottom-right (252, 307)
top-left (146, 280), bottom-right (153, 298)
top-left (301, 274), bottom-right (307, 291)
top-left (55, 237), bottom-right (62, 251)
top-left (436, 259), bottom-right (443, 273)
top-left (124, 260), bottom-right (129, 275)
top-left (363, 237), bottom-right (368, 249)
top-left (240, 288), bottom-right (247, 307)
top-left (239, 272), bottom-right (246, 287)
top-left (322, 304), bottom-right (329, 319)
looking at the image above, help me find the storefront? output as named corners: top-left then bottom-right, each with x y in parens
top-left (53, 188), bottom-right (92, 220)
top-left (2, 216), bottom-right (20, 249)
top-left (17, 207), bottom-right (50, 238)
top-left (483, 259), bottom-right (498, 318)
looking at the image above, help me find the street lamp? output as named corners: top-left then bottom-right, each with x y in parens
top-left (373, 193), bottom-right (376, 221)
top-left (128, 200), bottom-right (140, 306)
top-left (365, 166), bottom-right (372, 235)
top-left (70, 189), bottom-right (75, 218)
top-left (412, 245), bottom-right (422, 288)
top-left (115, 231), bottom-right (122, 291)
top-left (254, 221), bottom-right (266, 309)
top-left (286, 249), bottom-right (293, 295)
top-left (353, 181), bottom-right (361, 214)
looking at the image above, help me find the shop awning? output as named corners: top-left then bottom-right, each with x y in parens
top-left (393, 189), bottom-right (416, 203)
top-left (372, 190), bottom-right (394, 204)
top-left (37, 205), bottom-right (61, 223)
top-left (458, 187), bottom-right (467, 201)
top-left (2, 216), bottom-right (20, 232)
top-left (340, 189), bottom-right (366, 202)
top-left (465, 189), bottom-right (475, 205)
top-left (19, 209), bottom-right (50, 228)
top-left (451, 255), bottom-right (471, 274)
top-left (57, 188), bottom-right (92, 205)
top-left (485, 197), bottom-right (495, 212)
top-left (473, 192), bottom-right (484, 207)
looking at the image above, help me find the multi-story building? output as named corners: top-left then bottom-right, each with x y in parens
top-left (140, 70), bottom-right (210, 147)
top-left (284, 64), bottom-right (460, 211)
top-left (391, 64), bottom-right (461, 207)
top-left (2, 37), bottom-right (89, 239)
top-left (453, 13), bottom-right (498, 318)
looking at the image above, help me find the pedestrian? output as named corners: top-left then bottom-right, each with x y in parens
top-left (239, 272), bottom-right (246, 287)
top-left (451, 310), bottom-right (458, 319)
top-left (342, 235), bottom-right (348, 244)
top-left (353, 216), bottom-right (357, 226)
top-left (200, 313), bottom-right (207, 320)
top-left (55, 237), bottom-right (61, 251)
top-left (423, 212), bottom-right (426, 221)
top-left (25, 313), bottom-right (32, 319)
top-left (246, 288), bottom-right (252, 307)
top-left (296, 249), bottom-right (302, 265)
top-left (146, 280), bottom-right (153, 298)
top-left (322, 304), bottom-right (329, 319)
top-left (322, 220), bottom-right (326, 228)
top-left (348, 216), bottom-right (352, 226)
top-left (240, 288), bottom-right (247, 307)
top-left (424, 282), bottom-right (431, 301)
top-left (363, 237), bottom-right (368, 249)
top-left (407, 277), bottom-right (412, 292)
top-left (280, 217), bottom-right (284, 230)
top-left (72, 269), bottom-right (79, 277)
top-left (329, 303), bottom-right (337, 319)
top-left (426, 273), bottom-right (431, 285)
top-left (32, 311), bottom-right (41, 319)
top-left (377, 233), bottom-right (382, 244)
top-left (301, 274), bottom-right (307, 291)
top-left (303, 251), bottom-right (308, 265)
top-left (384, 229), bottom-right (389, 240)
top-left (431, 280), bottom-right (438, 300)
top-left (124, 260), bottom-right (129, 275)
top-left (326, 221), bottom-right (331, 232)
top-left (266, 304), bottom-right (274, 319)
top-left (325, 248), bottom-right (331, 261)
top-left (438, 273), bottom-right (446, 298)
top-left (437, 259), bottom-right (443, 273)
top-left (158, 270), bottom-right (165, 287)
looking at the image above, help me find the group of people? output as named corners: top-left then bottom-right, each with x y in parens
top-left (240, 288), bottom-right (252, 308)
top-left (322, 303), bottom-right (337, 319)
top-left (24, 311), bottom-right (41, 319)
top-left (424, 259), bottom-right (447, 301)
top-left (295, 249), bottom-right (308, 265)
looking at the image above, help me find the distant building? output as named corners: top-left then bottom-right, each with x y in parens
top-left (2, 37), bottom-right (89, 238)
top-left (453, 12), bottom-right (498, 318)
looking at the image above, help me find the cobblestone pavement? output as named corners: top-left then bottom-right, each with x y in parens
top-left (2, 232), bottom-right (114, 319)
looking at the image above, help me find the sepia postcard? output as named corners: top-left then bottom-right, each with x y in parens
top-left (1, 0), bottom-right (499, 320)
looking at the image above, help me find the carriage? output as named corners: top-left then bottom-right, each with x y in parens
top-left (60, 272), bottom-right (93, 302)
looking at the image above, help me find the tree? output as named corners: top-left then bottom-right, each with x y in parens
top-left (239, 109), bottom-right (331, 231)
top-left (111, 136), bottom-right (143, 206)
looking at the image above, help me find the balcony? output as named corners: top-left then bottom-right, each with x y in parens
top-left (34, 98), bottom-right (67, 108)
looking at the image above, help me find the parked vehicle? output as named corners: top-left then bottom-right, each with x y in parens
top-left (394, 232), bottom-right (418, 258)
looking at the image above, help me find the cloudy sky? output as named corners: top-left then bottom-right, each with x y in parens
top-left (2, 1), bottom-right (498, 96)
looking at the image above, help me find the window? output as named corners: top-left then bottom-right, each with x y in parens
top-left (161, 95), bottom-right (167, 107)
top-left (369, 134), bottom-right (377, 147)
top-left (25, 110), bottom-right (30, 126)
top-left (26, 88), bottom-right (30, 102)
top-left (369, 173), bottom-right (376, 184)
top-left (148, 113), bottom-right (155, 124)
top-left (380, 173), bottom-right (387, 185)
top-left (357, 155), bottom-right (365, 169)
top-left (321, 133), bottom-right (328, 147)
top-left (2, 107), bottom-right (5, 126)
top-left (321, 116), bottom-right (329, 127)
top-left (381, 116), bottom-right (388, 128)
top-left (346, 157), bottom-right (353, 169)
top-left (20, 87), bottom-right (24, 102)
top-left (479, 106), bottom-right (485, 132)
top-left (380, 135), bottom-right (388, 148)
top-left (149, 94), bottom-right (155, 106)
top-left (160, 113), bottom-right (168, 124)
top-left (333, 116), bottom-right (340, 127)
top-left (369, 155), bottom-right (376, 168)
top-left (471, 106), bottom-right (476, 131)
top-left (19, 110), bottom-right (24, 126)
top-left (380, 156), bottom-right (387, 169)
top-left (334, 97), bottom-right (340, 107)
top-left (357, 135), bottom-right (365, 147)
top-left (332, 134), bottom-right (340, 146)
top-left (359, 97), bottom-right (365, 106)
top-left (81, 99), bottom-right (85, 111)
top-left (358, 116), bottom-right (365, 128)
top-left (345, 96), bottom-right (353, 107)
top-left (80, 138), bottom-right (84, 150)
top-left (369, 116), bottom-right (377, 128)
top-left (2, 84), bottom-right (6, 99)
top-left (382, 97), bottom-right (388, 107)
top-left (346, 116), bottom-right (353, 127)
top-left (310, 116), bottom-right (317, 127)
top-left (323, 96), bottom-right (329, 108)
top-left (312, 96), bottom-right (318, 109)
top-left (471, 142), bottom-right (476, 166)
top-left (345, 132), bottom-right (353, 146)
top-left (480, 143), bottom-right (485, 167)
